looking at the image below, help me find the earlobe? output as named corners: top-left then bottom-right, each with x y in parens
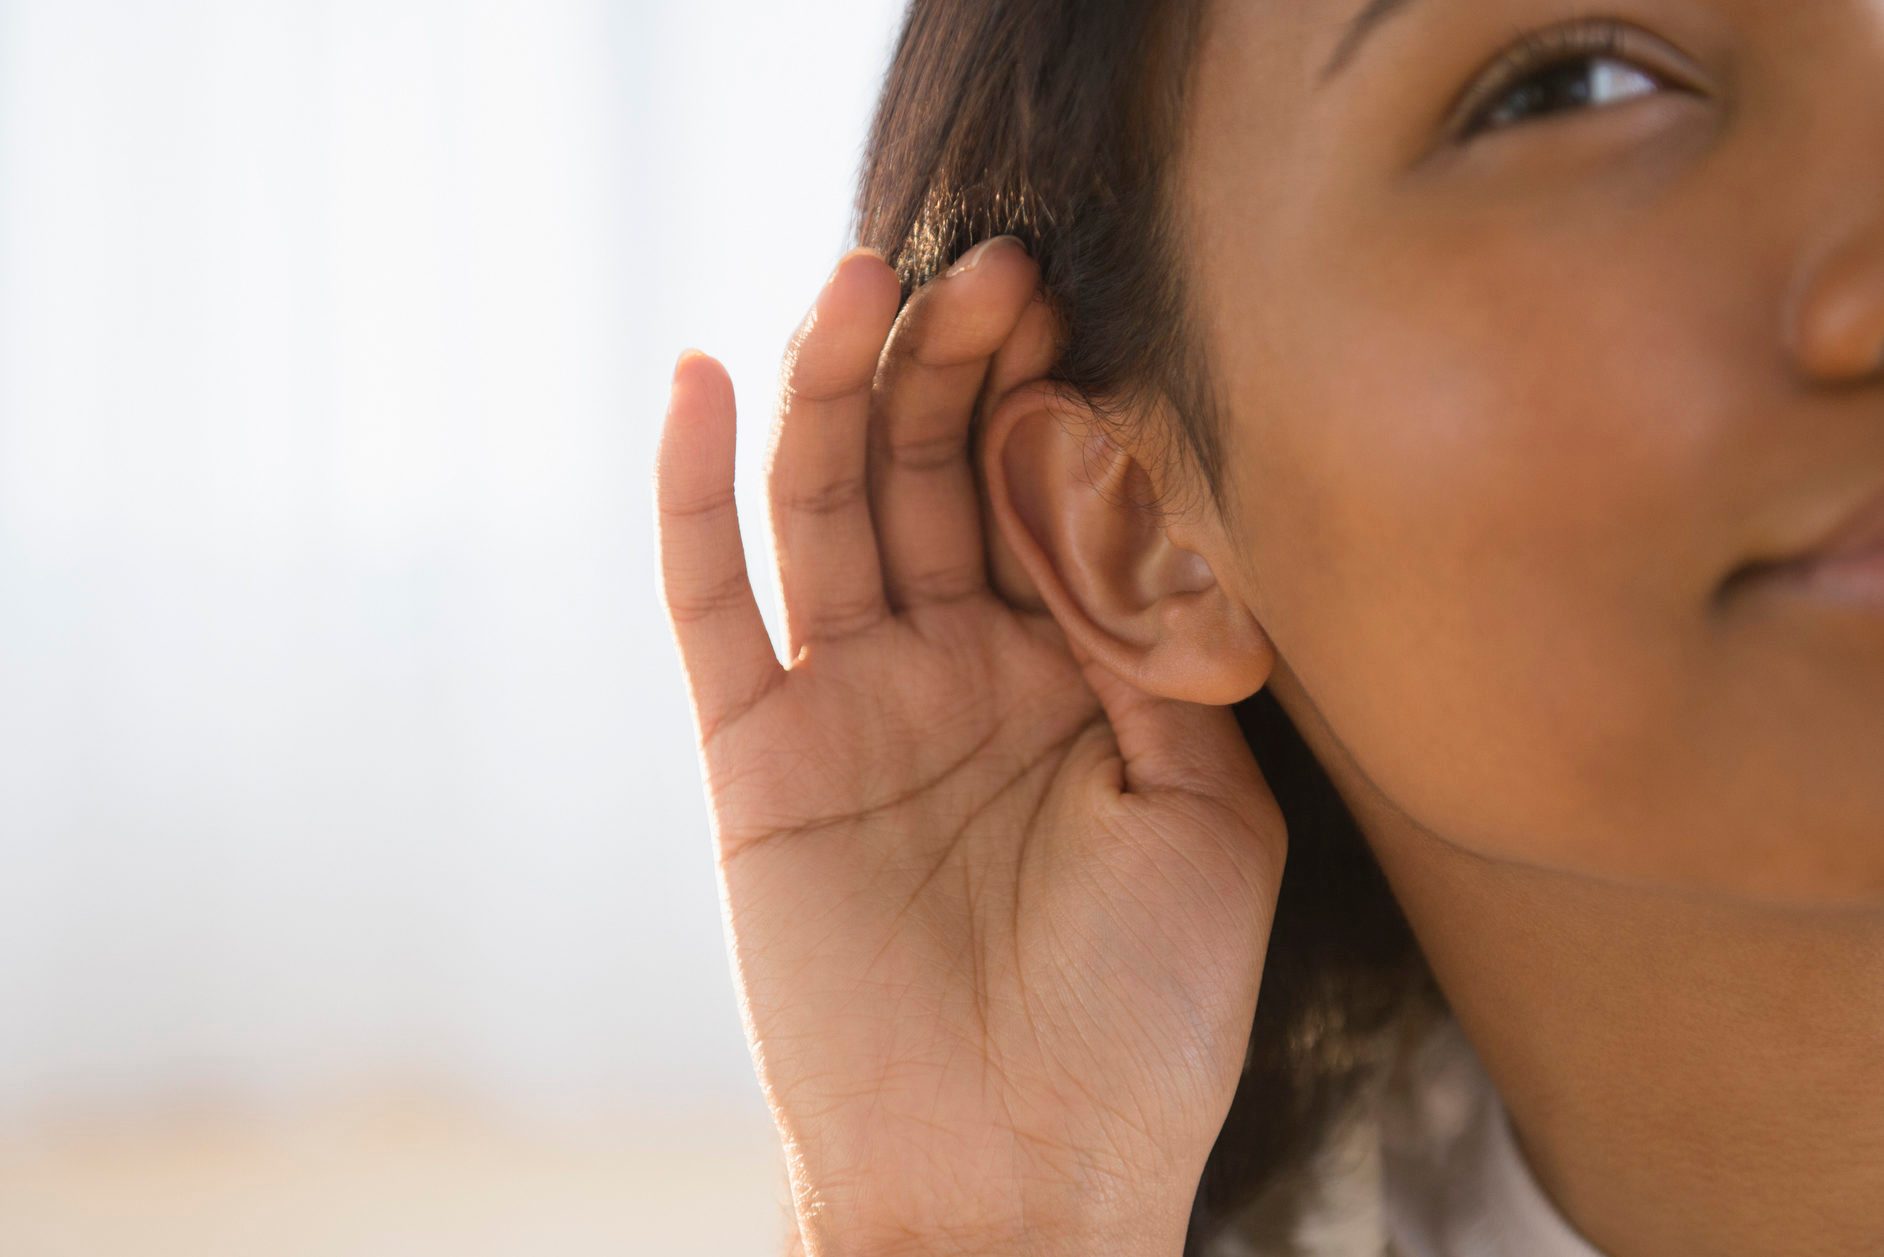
top-left (979, 379), bottom-right (1275, 706)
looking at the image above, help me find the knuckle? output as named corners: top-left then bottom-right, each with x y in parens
top-left (779, 339), bottom-right (871, 405)
top-left (891, 561), bottom-right (982, 607)
top-left (797, 589), bottom-right (885, 643)
top-left (659, 483), bottom-right (736, 521)
top-left (665, 567), bottom-right (753, 626)
top-left (878, 428), bottom-right (965, 474)
top-left (778, 474), bottom-right (867, 518)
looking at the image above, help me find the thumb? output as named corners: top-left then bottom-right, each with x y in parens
top-left (1068, 632), bottom-right (1289, 914)
top-left (1064, 632), bottom-right (1271, 804)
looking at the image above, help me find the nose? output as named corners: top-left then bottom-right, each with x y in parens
top-left (1785, 210), bottom-right (1884, 384)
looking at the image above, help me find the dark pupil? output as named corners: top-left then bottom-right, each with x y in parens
top-left (1486, 59), bottom-right (1598, 127)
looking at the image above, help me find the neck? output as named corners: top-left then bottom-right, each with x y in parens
top-left (1367, 819), bottom-right (1884, 1257)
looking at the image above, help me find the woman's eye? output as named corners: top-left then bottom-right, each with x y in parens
top-left (1464, 55), bottom-right (1666, 138)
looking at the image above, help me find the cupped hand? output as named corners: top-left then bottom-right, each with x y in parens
top-left (654, 238), bottom-right (1288, 1257)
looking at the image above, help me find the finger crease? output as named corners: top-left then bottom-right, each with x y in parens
top-left (779, 474), bottom-right (867, 517)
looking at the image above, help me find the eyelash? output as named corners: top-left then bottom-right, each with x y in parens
top-left (1453, 19), bottom-right (1676, 140)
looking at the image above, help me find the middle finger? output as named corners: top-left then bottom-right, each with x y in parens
top-left (867, 235), bottom-right (1041, 611)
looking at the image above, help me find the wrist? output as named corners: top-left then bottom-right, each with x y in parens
top-left (792, 1203), bottom-right (1189, 1257)
top-left (782, 1137), bottom-right (1201, 1257)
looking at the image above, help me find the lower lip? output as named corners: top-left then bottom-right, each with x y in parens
top-left (1755, 542), bottom-right (1884, 608)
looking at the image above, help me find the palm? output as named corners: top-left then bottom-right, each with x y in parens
top-left (657, 243), bottom-right (1285, 1255)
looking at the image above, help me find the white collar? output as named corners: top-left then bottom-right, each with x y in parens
top-left (1378, 1011), bottom-right (1607, 1257)
top-left (1203, 1011), bottom-right (1610, 1257)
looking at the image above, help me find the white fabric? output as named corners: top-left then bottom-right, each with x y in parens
top-left (1376, 1014), bottom-right (1607, 1257)
top-left (1208, 1011), bottom-right (1610, 1257)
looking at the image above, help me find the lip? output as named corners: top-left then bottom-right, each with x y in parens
top-left (1744, 482), bottom-right (1884, 607)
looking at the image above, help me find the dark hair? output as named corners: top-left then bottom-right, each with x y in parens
top-left (852, 2), bottom-right (1446, 1252)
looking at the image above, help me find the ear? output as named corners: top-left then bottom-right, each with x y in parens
top-left (979, 377), bottom-right (1275, 706)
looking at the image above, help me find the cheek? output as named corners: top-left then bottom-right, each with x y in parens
top-left (1228, 240), bottom-right (1749, 878)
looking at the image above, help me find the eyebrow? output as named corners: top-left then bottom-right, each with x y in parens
top-left (1318, 0), bottom-right (1422, 84)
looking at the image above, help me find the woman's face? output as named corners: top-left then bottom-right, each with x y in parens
top-left (1181, 0), bottom-right (1884, 904)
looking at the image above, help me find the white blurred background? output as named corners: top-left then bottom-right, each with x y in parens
top-left (0, 1), bottom-right (905, 1252)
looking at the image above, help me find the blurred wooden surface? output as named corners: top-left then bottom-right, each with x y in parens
top-left (0, 1093), bottom-right (791, 1257)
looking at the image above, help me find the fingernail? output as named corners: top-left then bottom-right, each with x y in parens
top-left (825, 245), bottom-right (886, 289)
top-left (944, 235), bottom-right (1020, 278)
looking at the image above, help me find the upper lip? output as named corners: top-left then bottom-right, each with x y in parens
top-left (1717, 475), bottom-right (1884, 604)
top-left (1770, 480), bottom-right (1884, 571)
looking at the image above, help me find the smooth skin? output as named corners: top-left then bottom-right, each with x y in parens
top-left (1153, 5), bottom-right (1884, 1256)
top-left (655, 240), bottom-right (1284, 1257)
top-left (661, 2), bottom-right (1884, 1256)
